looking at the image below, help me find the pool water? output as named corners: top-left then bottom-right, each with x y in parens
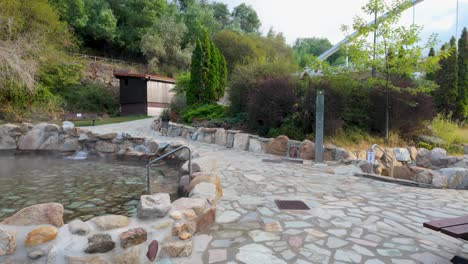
top-left (0, 153), bottom-right (179, 222)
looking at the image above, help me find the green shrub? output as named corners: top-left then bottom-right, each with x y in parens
top-left (60, 84), bottom-right (118, 115)
top-left (181, 104), bottom-right (226, 123)
top-left (38, 63), bottom-right (83, 93)
top-left (417, 142), bottom-right (434, 150)
top-left (0, 81), bottom-right (62, 121)
top-left (267, 114), bottom-right (305, 140)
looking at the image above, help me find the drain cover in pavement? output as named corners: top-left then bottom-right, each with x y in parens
top-left (275, 200), bottom-right (310, 210)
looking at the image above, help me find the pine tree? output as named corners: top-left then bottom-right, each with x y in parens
top-left (188, 30), bottom-right (228, 105)
top-left (434, 37), bottom-right (458, 117)
top-left (426, 47), bottom-right (436, 81)
top-left (457, 27), bottom-right (468, 120)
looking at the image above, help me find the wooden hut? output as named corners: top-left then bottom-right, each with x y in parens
top-left (114, 72), bottom-right (176, 116)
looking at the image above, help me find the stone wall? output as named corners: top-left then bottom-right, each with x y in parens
top-left (0, 122), bottom-right (224, 263)
top-left (153, 120), bottom-right (468, 190)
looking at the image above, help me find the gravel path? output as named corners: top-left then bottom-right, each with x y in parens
top-left (82, 119), bottom-right (468, 264)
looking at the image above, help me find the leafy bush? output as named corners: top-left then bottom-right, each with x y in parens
top-left (228, 61), bottom-right (297, 115)
top-left (247, 76), bottom-right (298, 136)
top-left (181, 104), bottom-right (226, 123)
top-left (417, 142), bottom-right (434, 150)
top-left (267, 114), bottom-right (305, 140)
top-left (60, 84), bottom-right (118, 115)
top-left (38, 63), bottom-right (83, 93)
top-left (0, 81), bottom-right (62, 121)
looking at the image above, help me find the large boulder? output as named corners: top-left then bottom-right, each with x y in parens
top-left (355, 150), bottom-right (367, 161)
top-left (411, 167), bottom-right (436, 184)
top-left (0, 124), bottom-right (20, 150)
top-left (432, 173), bottom-right (449, 188)
top-left (189, 182), bottom-right (217, 203)
top-left (407, 147), bottom-right (418, 161)
top-left (187, 175), bottom-right (223, 200)
top-left (416, 148), bottom-right (431, 168)
top-left (137, 193), bottom-right (172, 219)
top-left (95, 141), bottom-right (119, 153)
top-left (1, 203), bottom-right (64, 227)
top-left (62, 121), bottom-right (75, 132)
top-left (61, 138), bottom-right (80, 152)
top-left (266, 135), bottom-right (289, 156)
top-left (393, 148), bottom-right (411, 162)
top-left (438, 168), bottom-right (468, 189)
top-left (383, 165), bottom-right (414, 180)
top-left (335, 148), bottom-right (356, 161)
top-left (430, 148), bottom-right (449, 167)
top-left (299, 140), bottom-right (315, 160)
top-left (171, 198), bottom-right (207, 215)
top-left (181, 156), bottom-right (219, 174)
top-left (18, 123), bottom-right (62, 150)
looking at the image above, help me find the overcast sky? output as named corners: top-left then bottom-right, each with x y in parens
top-left (218, 0), bottom-right (468, 46)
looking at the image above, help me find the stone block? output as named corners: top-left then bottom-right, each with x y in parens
top-left (161, 239), bottom-right (193, 257)
top-left (85, 234), bottom-right (115, 254)
top-left (215, 129), bottom-right (227, 146)
top-left (137, 193), bottom-right (172, 219)
top-left (119, 228), bottom-right (147, 248)
top-left (68, 219), bottom-right (90, 235)
top-left (248, 137), bottom-right (262, 153)
top-left (233, 133), bottom-right (250, 151)
top-left (91, 215), bottom-right (130, 230)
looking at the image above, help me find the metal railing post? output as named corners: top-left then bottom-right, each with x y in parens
top-left (146, 145), bottom-right (192, 194)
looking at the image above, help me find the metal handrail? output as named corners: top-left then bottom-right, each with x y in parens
top-left (371, 144), bottom-right (394, 178)
top-left (146, 145), bottom-right (192, 194)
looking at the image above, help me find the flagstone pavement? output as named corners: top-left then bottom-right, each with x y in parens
top-left (87, 118), bottom-right (468, 264)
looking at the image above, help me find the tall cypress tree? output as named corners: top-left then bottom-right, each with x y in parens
top-left (188, 30), bottom-right (228, 105)
top-left (434, 37), bottom-right (458, 117)
top-left (457, 27), bottom-right (468, 120)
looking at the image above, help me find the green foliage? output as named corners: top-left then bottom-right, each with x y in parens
top-left (293, 38), bottom-right (344, 67)
top-left (59, 84), bottom-right (118, 114)
top-left (457, 27), bottom-right (468, 120)
top-left (181, 104), bottom-right (225, 123)
top-left (182, 2), bottom-right (220, 47)
top-left (38, 63), bottom-right (83, 93)
top-left (0, 81), bottom-right (62, 121)
top-left (417, 141), bottom-right (434, 150)
top-left (140, 11), bottom-right (192, 76)
top-left (231, 3), bottom-right (261, 34)
top-left (433, 38), bottom-right (459, 117)
top-left (188, 30), bottom-right (227, 105)
top-left (174, 72), bottom-right (191, 95)
top-left (228, 61), bottom-right (297, 114)
top-left (267, 114), bottom-right (305, 141)
top-left (431, 114), bottom-right (468, 148)
top-left (160, 108), bottom-right (171, 121)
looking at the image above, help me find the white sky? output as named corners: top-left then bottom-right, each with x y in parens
top-left (218, 0), bottom-right (468, 46)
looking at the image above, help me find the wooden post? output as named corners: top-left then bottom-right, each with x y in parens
top-left (315, 90), bottom-right (324, 162)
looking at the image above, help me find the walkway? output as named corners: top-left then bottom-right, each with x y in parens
top-left (85, 118), bottom-right (468, 264)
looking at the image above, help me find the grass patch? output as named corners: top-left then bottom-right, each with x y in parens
top-left (431, 115), bottom-right (468, 155)
top-left (326, 128), bottom-right (409, 152)
top-left (72, 115), bottom-right (151, 127)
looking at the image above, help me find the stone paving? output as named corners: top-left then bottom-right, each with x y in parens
top-left (86, 118), bottom-right (468, 264)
